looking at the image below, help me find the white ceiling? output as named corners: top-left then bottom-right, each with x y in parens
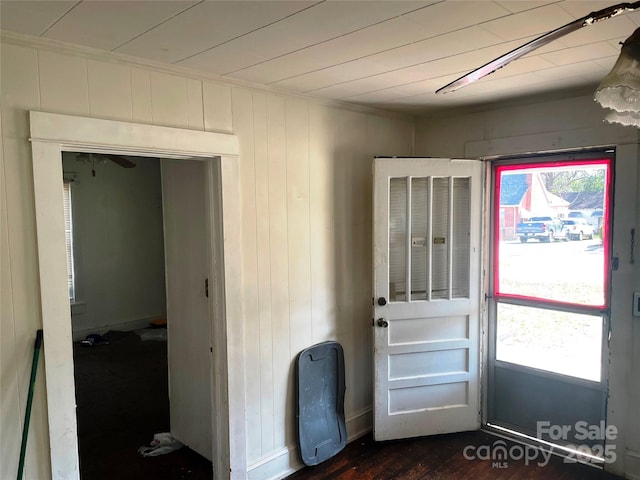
top-left (2, 0), bottom-right (638, 115)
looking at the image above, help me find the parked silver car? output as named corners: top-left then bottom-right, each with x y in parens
top-left (561, 218), bottom-right (596, 241)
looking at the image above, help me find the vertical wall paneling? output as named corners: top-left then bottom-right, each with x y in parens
top-left (415, 113), bottom-right (483, 159)
top-left (1, 44), bottom-right (40, 138)
top-left (131, 67), bottom-right (152, 124)
top-left (1, 43), bottom-right (52, 480)
top-left (609, 143), bottom-right (639, 477)
top-left (285, 98), bottom-right (312, 449)
top-left (232, 87), bottom-right (262, 461)
top-left (332, 110), bottom-right (358, 418)
top-left (266, 93), bottom-right (291, 451)
top-left (150, 72), bottom-right (189, 128)
top-left (1, 45), bottom-right (42, 378)
top-left (285, 97), bottom-right (312, 369)
top-left (1, 35), bottom-right (418, 480)
top-left (203, 81), bottom-right (233, 133)
top-left (0, 110), bottom-right (21, 480)
top-left (350, 113), bottom-right (375, 415)
top-left (309, 104), bottom-right (336, 343)
top-left (252, 92), bottom-right (276, 456)
top-left (187, 79), bottom-right (204, 130)
top-left (366, 115), bottom-right (414, 158)
top-left (87, 59), bottom-right (133, 121)
top-left (38, 50), bottom-right (90, 116)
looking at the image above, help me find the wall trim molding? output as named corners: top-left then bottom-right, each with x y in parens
top-left (345, 407), bottom-right (374, 440)
top-left (246, 407), bottom-right (373, 480)
top-left (29, 111), bottom-right (245, 479)
top-left (464, 128), bottom-right (637, 160)
top-left (1, 31), bottom-right (414, 123)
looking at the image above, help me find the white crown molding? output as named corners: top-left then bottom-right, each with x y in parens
top-left (0, 30), bottom-right (415, 122)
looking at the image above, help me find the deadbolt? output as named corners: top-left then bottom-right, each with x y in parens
top-left (377, 318), bottom-right (388, 328)
top-left (377, 297), bottom-right (387, 306)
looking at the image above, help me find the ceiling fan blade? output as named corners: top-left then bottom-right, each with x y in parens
top-left (107, 155), bottom-right (136, 168)
top-left (436, 1), bottom-right (640, 94)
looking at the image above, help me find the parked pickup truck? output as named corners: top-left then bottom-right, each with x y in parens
top-left (516, 216), bottom-right (564, 243)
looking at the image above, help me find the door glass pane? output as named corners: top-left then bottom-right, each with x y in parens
top-left (389, 178), bottom-right (407, 302)
top-left (496, 303), bottom-right (602, 382)
top-left (452, 177), bottom-right (470, 298)
top-left (496, 162), bottom-right (609, 307)
top-left (432, 178), bottom-right (449, 300)
top-left (411, 178), bottom-right (428, 301)
top-left (391, 175), bottom-right (472, 303)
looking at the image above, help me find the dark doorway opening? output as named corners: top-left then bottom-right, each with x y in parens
top-left (73, 330), bottom-right (211, 480)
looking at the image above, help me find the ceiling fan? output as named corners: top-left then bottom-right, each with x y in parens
top-left (75, 152), bottom-right (136, 176)
top-left (436, 1), bottom-right (640, 126)
top-left (76, 152), bottom-right (136, 168)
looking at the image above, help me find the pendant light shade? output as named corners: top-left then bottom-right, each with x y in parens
top-left (594, 27), bottom-right (640, 127)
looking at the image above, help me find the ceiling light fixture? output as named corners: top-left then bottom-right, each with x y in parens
top-left (593, 27), bottom-right (640, 128)
top-left (436, 2), bottom-right (640, 96)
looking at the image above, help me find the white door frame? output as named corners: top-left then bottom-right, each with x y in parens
top-left (466, 133), bottom-right (638, 478)
top-left (29, 111), bottom-right (246, 479)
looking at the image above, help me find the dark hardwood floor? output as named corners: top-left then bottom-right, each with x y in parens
top-left (75, 330), bottom-right (621, 480)
top-left (73, 330), bottom-right (212, 480)
top-left (286, 430), bottom-right (622, 480)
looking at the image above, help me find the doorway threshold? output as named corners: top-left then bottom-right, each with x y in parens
top-left (483, 423), bottom-right (605, 469)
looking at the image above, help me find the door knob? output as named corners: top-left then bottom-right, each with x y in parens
top-left (377, 318), bottom-right (388, 328)
top-left (377, 297), bottom-right (387, 306)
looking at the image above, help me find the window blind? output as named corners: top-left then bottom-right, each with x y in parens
top-left (63, 181), bottom-right (75, 302)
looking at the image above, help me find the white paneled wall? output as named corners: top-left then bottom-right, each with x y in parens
top-left (0, 36), bottom-right (413, 479)
top-left (1, 41), bottom-right (51, 480)
top-left (39, 50), bottom-right (90, 116)
top-left (131, 67), bottom-right (152, 123)
top-left (87, 59), bottom-right (132, 120)
top-left (231, 86), bottom-right (413, 476)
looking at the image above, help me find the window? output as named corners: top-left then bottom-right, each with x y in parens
top-left (63, 181), bottom-right (75, 302)
top-left (493, 158), bottom-right (611, 381)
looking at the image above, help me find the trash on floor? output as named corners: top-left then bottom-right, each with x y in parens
top-left (134, 327), bottom-right (167, 341)
top-left (80, 333), bottom-right (109, 347)
top-left (138, 432), bottom-right (183, 457)
top-left (149, 318), bottom-right (167, 327)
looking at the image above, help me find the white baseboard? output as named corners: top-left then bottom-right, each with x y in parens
top-left (247, 444), bottom-right (301, 480)
top-left (247, 408), bottom-right (373, 480)
top-left (72, 317), bottom-right (158, 341)
top-left (346, 407), bottom-right (373, 441)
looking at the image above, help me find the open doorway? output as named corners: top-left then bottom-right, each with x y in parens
top-left (30, 111), bottom-right (243, 479)
top-left (487, 150), bottom-right (613, 465)
top-left (62, 152), bottom-right (213, 479)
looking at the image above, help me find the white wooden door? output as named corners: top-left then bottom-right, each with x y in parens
top-left (162, 159), bottom-right (213, 460)
top-left (373, 157), bottom-right (483, 441)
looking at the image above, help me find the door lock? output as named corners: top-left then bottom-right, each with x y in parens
top-left (377, 318), bottom-right (388, 328)
top-left (377, 297), bottom-right (387, 306)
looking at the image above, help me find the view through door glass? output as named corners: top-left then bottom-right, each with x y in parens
top-left (494, 159), bottom-right (611, 382)
top-left (489, 154), bottom-right (613, 461)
